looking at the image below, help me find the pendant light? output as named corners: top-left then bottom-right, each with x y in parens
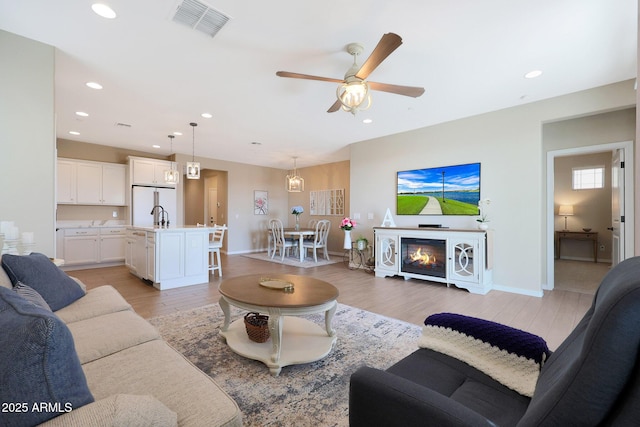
top-left (186, 122), bottom-right (200, 179)
top-left (164, 134), bottom-right (180, 184)
top-left (286, 157), bottom-right (304, 192)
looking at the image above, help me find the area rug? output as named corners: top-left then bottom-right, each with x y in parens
top-left (149, 303), bottom-right (421, 426)
top-left (242, 251), bottom-right (341, 268)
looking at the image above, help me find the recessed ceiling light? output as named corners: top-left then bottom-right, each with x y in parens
top-left (69, 131), bottom-right (80, 135)
top-left (75, 111), bottom-right (89, 117)
top-left (152, 145), bottom-right (161, 149)
top-left (524, 70), bottom-right (543, 79)
top-left (91, 3), bottom-right (117, 19)
top-left (173, 131), bottom-right (182, 136)
top-left (201, 113), bottom-right (213, 119)
top-left (362, 118), bottom-right (373, 124)
top-left (86, 82), bottom-right (103, 90)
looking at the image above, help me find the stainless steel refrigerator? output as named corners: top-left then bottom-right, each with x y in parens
top-left (131, 186), bottom-right (177, 227)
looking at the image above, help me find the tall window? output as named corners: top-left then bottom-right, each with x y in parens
top-left (572, 166), bottom-right (604, 190)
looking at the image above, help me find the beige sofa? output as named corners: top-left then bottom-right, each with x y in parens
top-left (0, 264), bottom-right (242, 427)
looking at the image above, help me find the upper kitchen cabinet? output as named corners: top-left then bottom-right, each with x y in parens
top-left (57, 159), bottom-right (126, 206)
top-left (57, 159), bottom-right (77, 204)
top-left (129, 156), bottom-right (176, 187)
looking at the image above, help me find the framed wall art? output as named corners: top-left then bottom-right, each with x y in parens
top-left (254, 190), bottom-right (268, 215)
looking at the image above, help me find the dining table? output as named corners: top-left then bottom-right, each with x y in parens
top-left (283, 228), bottom-right (315, 262)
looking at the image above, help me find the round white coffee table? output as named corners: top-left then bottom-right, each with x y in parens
top-left (218, 274), bottom-right (339, 376)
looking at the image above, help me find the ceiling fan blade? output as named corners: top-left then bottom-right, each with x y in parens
top-left (276, 71), bottom-right (343, 84)
top-left (327, 100), bottom-right (342, 113)
top-left (368, 81), bottom-right (425, 98)
top-left (355, 33), bottom-right (403, 80)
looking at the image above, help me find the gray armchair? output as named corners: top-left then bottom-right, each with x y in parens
top-left (350, 256), bottom-right (640, 426)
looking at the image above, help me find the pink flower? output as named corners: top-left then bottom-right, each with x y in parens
top-left (340, 217), bottom-right (355, 230)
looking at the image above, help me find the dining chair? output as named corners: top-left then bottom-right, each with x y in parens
top-left (268, 219), bottom-right (295, 261)
top-left (302, 219), bottom-right (331, 262)
top-left (208, 224), bottom-right (226, 277)
top-left (305, 219), bottom-right (318, 241)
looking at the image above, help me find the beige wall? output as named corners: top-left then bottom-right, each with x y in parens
top-left (0, 31), bottom-right (56, 255)
top-left (554, 152), bottom-right (613, 261)
top-left (350, 80), bottom-right (636, 295)
top-left (286, 161), bottom-right (350, 253)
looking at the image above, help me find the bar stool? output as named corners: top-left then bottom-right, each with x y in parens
top-left (209, 224), bottom-right (227, 277)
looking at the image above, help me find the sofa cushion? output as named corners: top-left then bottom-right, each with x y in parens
top-left (67, 310), bottom-right (161, 364)
top-left (1, 252), bottom-right (85, 311)
top-left (0, 287), bottom-right (94, 426)
top-left (55, 285), bottom-right (132, 324)
top-left (39, 394), bottom-right (178, 427)
top-left (82, 340), bottom-right (242, 427)
top-left (419, 313), bottom-right (550, 397)
top-left (14, 281), bottom-right (51, 311)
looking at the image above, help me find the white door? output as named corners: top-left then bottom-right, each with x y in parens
top-left (208, 188), bottom-right (218, 225)
top-left (610, 149), bottom-right (625, 266)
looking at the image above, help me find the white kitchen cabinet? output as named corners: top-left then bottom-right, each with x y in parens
top-left (57, 158), bottom-right (126, 205)
top-left (101, 164), bottom-right (126, 205)
top-left (129, 157), bottom-right (175, 187)
top-left (127, 226), bottom-right (210, 290)
top-left (63, 228), bottom-right (99, 265)
top-left (146, 232), bottom-right (156, 282)
top-left (57, 160), bottom-right (77, 204)
top-left (99, 227), bottom-right (126, 262)
top-left (61, 227), bottom-right (126, 266)
top-left (374, 227), bottom-right (492, 295)
top-left (76, 162), bottom-right (102, 204)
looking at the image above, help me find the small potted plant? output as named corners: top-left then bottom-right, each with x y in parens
top-left (356, 236), bottom-right (368, 251)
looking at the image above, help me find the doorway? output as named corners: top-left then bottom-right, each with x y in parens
top-left (546, 141), bottom-right (634, 291)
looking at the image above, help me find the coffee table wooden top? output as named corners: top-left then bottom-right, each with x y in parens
top-left (219, 274), bottom-right (339, 308)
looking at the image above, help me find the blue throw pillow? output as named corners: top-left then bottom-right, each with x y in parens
top-left (14, 281), bottom-right (51, 311)
top-left (0, 286), bottom-right (94, 426)
top-left (1, 253), bottom-right (85, 311)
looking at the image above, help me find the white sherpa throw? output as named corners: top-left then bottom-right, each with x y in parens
top-left (419, 313), bottom-right (551, 397)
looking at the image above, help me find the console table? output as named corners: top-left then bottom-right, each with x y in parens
top-left (374, 227), bottom-right (493, 295)
top-left (556, 231), bottom-right (598, 263)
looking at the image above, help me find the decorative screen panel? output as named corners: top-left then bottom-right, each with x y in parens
top-left (310, 189), bottom-right (344, 216)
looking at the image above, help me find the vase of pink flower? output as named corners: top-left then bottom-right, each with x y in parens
top-left (340, 217), bottom-right (356, 249)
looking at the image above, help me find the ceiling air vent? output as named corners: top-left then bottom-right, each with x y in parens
top-left (172, 0), bottom-right (230, 38)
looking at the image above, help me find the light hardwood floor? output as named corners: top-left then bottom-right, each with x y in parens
top-left (68, 254), bottom-right (594, 351)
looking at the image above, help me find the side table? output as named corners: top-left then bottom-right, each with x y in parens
top-left (556, 231), bottom-right (598, 263)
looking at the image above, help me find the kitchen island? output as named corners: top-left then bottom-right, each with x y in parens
top-left (126, 225), bottom-right (212, 290)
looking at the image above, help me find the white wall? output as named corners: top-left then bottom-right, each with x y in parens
top-left (0, 31), bottom-right (56, 255)
top-left (350, 80), bottom-right (636, 295)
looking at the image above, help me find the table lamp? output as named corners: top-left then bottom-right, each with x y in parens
top-left (558, 205), bottom-right (574, 231)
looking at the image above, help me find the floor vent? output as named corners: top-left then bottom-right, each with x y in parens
top-left (172, 0), bottom-right (230, 38)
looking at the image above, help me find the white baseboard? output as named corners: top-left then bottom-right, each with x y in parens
top-left (491, 283), bottom-right (544, 298)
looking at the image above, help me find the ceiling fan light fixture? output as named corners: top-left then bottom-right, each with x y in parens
top-left (337, 80), bottom-right (371, 115)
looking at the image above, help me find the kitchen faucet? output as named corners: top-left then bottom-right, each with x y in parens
top-left (150, 205), bottom-right (170, 227)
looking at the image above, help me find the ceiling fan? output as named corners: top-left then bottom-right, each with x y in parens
top-left (276, 33), bottom-right (425, 115)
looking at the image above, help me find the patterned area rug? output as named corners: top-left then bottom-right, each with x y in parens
top-left (149, 303), bottom-right (421, 426)
top-left (242, 251), bottom-right (341, 268)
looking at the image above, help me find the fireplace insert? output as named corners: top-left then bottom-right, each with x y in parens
top-left (400, 237), bottom-right (446, 278)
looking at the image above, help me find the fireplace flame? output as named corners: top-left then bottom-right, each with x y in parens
top-left (409, 247), bottom-right (436, 265)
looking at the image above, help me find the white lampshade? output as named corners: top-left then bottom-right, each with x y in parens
top-left (558, 205), bottom-right (574, 216)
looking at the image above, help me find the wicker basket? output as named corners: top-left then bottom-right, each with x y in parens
top-left (244, 312), bottom-right (270, 343)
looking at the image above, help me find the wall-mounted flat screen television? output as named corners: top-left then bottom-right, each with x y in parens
top-left (397, 162), bottom-right (481, 215)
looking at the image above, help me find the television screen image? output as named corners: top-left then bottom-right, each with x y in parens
top-left (397, 163), bottom-right (481, 215)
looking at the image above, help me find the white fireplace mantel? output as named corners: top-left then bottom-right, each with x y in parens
top-left (374, 227), bottom-right (493, 295)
